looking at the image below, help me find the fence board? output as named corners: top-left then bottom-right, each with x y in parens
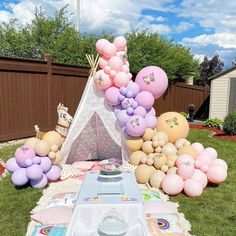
top-left (0, 56), bottom-right (209, 141)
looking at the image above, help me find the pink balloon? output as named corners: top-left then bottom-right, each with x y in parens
top-left (105, 87), bottom-right (120, 105)
top-left (177, 163), bottom-right (195, 180)
top-left (191, 169), bottom-right (208, 188)
top-left (116, 51), bottom-right (127, 63)
top-left (161, 174), bottom-right (184, 196)
top-left (211, 159), bottom-right (228, 170)
top-left (204, 147), bottom-right (217, 160)
top-left (207, 165), bottom-right (227, 183)
top-left (184, 179), bottom-right (203, 197)
top-left (126, 81), bottom-right (140, 97)
top-left (125, 115), bottom-right (147, 137)
top-left (145, 115), bottom-right (157, 128)
top-left (200, 165), bottom-right (209, 173)
top-left (98, 57), bottom-right (108, 69)
top-left (30, 173), bottom-right (48, 189)
top-left (15, 145), bottom-right (36, 168)
top-left (196, 153), bottom-right (212, 167)
top-left (176, 154), bottom-right (195, 167)
top-left (114, 71), bottom-right (129, 88)
top-left (128, 73), bottom-right (132, 79)
top-left (104, 66), bottom-right (111, 74)
top-left (94, 69), bottom-right (112, 90)
top-left (96, 39), bottom-right (109, 54)
top-left (122, 65), bottom-right (129, 73)
top-left (135, 66), bottom-right (168, 99)
top-left (102, 43), bottom-right (117, 58)
top-left (194, 160), bottom-right (201, 169)
top-left (110, 70), bottom-right (117, 78)
top-left (113, 36), bottom-right (127, 51)
top-left (133, 106), bottom-right (146, 117)
top-left (108, 56), bottom-right (123, 72)
top-left (191, 142), bottom-right (204, 154)
top-left (135, 91), bottom-right (154, 109)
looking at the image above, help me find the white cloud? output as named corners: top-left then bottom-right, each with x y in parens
top-left (174, 21), bottom-right (193, 34)
top-left (193, 54), bottom-right (205, 62)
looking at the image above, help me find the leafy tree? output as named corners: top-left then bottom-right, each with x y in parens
top-left (0, 7), bottom-right (199, 81)
top-left (197, 55), bottom-right (224, 85)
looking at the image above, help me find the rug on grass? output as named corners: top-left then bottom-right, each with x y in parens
top-left (27, 177), bottom-right (192, 236)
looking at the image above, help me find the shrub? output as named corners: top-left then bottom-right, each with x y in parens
top-left (223, 111), bottom-right (236, 135)
top-left (180, 112), bottom-right (187, 118)
top-left (204, 117), bottom-right (223, 128)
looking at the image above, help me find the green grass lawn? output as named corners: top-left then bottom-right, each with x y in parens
top-left (0, 129), bottom-right (236, 236)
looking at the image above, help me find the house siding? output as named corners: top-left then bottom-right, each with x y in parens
top-left (209, 69), bottom-right (236, 120)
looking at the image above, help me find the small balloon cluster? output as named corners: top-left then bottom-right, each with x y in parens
top-left (94, 36), bottom-right (168, 137)
top-left (162, 143), bottom-right (228, 197)
top-left (6, 145), bottom-right (61, 188)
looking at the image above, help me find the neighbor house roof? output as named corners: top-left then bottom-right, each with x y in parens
top-left (208, 65), bottom-right (236, 81)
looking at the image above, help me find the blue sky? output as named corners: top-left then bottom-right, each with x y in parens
top-left (0, 0), bottom-right (236, 67)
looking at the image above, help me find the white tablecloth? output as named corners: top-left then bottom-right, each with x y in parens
top-left (66, 172), bottom-right (148, 236)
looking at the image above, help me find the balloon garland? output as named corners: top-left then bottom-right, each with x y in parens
top-left (94, 36), bottom-right (228, 197)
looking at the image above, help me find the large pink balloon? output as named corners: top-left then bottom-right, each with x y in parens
top-left (176, 154), bottom-right (195, 167)
top-left (30, 173), bottom-right (48, 189)
top-left (96, 39), bottom-right (109, 54)
top-left (135, 66), bottom-right (168, 99)
top-left (113, 36), bottom-right (127, 51)
top-left (102, 43), bottom-right (117, 58)
top-left (135, 91), bottom-right (154, 109)
top-left (114, 71), bottom-right (129, 88)
top-left (191, 142), bottom-right (204, 154)
top-left (15, 145), bottom-right (36, 167)
top-left (196, 153), bottom-right (212, 167)
top-left (108, 56), bottom-right (123, 72)
top-left (211, 159), bottom-right (228, 170)
top-left (184, 179), bottom-right (203, 197)
top-left (161, 174), bottom-right (184, 195)
top-left (105, 87), bottom-right (120, 105)
top-left (125, 115), bottom-right (147, 137)
top-left (191, 169), bottom-right (208, 188)
top-left (207, 165), bottom-right (227, 184)
top-left (94, 69), bottom-right (112, 90)
top-left (204, 147), bottom-right (217, 160)
top-left (177, 163), bottom-right (195, 180)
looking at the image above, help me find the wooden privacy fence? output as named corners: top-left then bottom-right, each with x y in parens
top-left (0, 55), bottom-right (210, 142)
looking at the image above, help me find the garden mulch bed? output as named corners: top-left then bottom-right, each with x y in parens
top-left (189, 124), bottom-right (236, 141)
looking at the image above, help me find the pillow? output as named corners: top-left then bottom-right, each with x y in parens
top-left (46, 192), bottom-right (77, 208)
top-left (32, 225), bottom-right (67, 236)
top-left (71, 161), bottom-right (95, 171)
top-left (60, 164), bottom-right (84, 180)
top-left (31, 206), bottom-right (72, 225)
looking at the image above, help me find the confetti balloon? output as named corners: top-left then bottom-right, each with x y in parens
top-left (135, 66), bottom-right (168, 99)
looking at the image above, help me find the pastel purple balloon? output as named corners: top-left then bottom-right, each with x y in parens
top-left (118, 94), bottom-right (125, 101)
top-left (40, 157), bottom-right (52, 172)
top-left (126, 91), bottom-right (134, 98)
top-left (119, 87), bottom-right (127, 96)
top-left (116, 110), bottom-right (130, 125)
top-left (135, 66), bottom-right (168, 99)
top-left (25, 158), bottom-right (33, 167)
top-left (133, 106), bottom-right (146, 117)
top-left (30, 173), bottom-right (48, 189)
top-left (11, 168), bottom-right (29, 186)
top-left (135, 91), bottom-right (154, 109)
top-left (45, 166), bottom-right (61, 181)
top-left (121, 98), bottom-right (134, 109)
top-left (15, 145), bottom-right (36, 167)
top-left (126, 107), bottom-right (134, 115)
top-left (145, 115), bottom-right (157, 128)
top-left (6, 158), bottom-right (20, 173)
top-left (126, 81), bottom-right (140, 97)
top-left (125, 115), bottom-right (147, 137)
top-left (33, 156), bottom-right (41, 164)
top-left (105, 87), bottom-right (120, 106)
top-left (131, 101), bottom-right (138, 109)
top-left (26, 164), bottom-right (43, 180)
top-left (146, 107), bottom-right (156, 116)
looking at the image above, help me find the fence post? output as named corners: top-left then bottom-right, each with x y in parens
top-left (204, 84), bottom-right (210, 118)
top-left (44, 54), bottom-right (53, 128)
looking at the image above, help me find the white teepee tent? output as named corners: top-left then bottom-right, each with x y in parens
top-left (61, 74), bottom-right (128, 164)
